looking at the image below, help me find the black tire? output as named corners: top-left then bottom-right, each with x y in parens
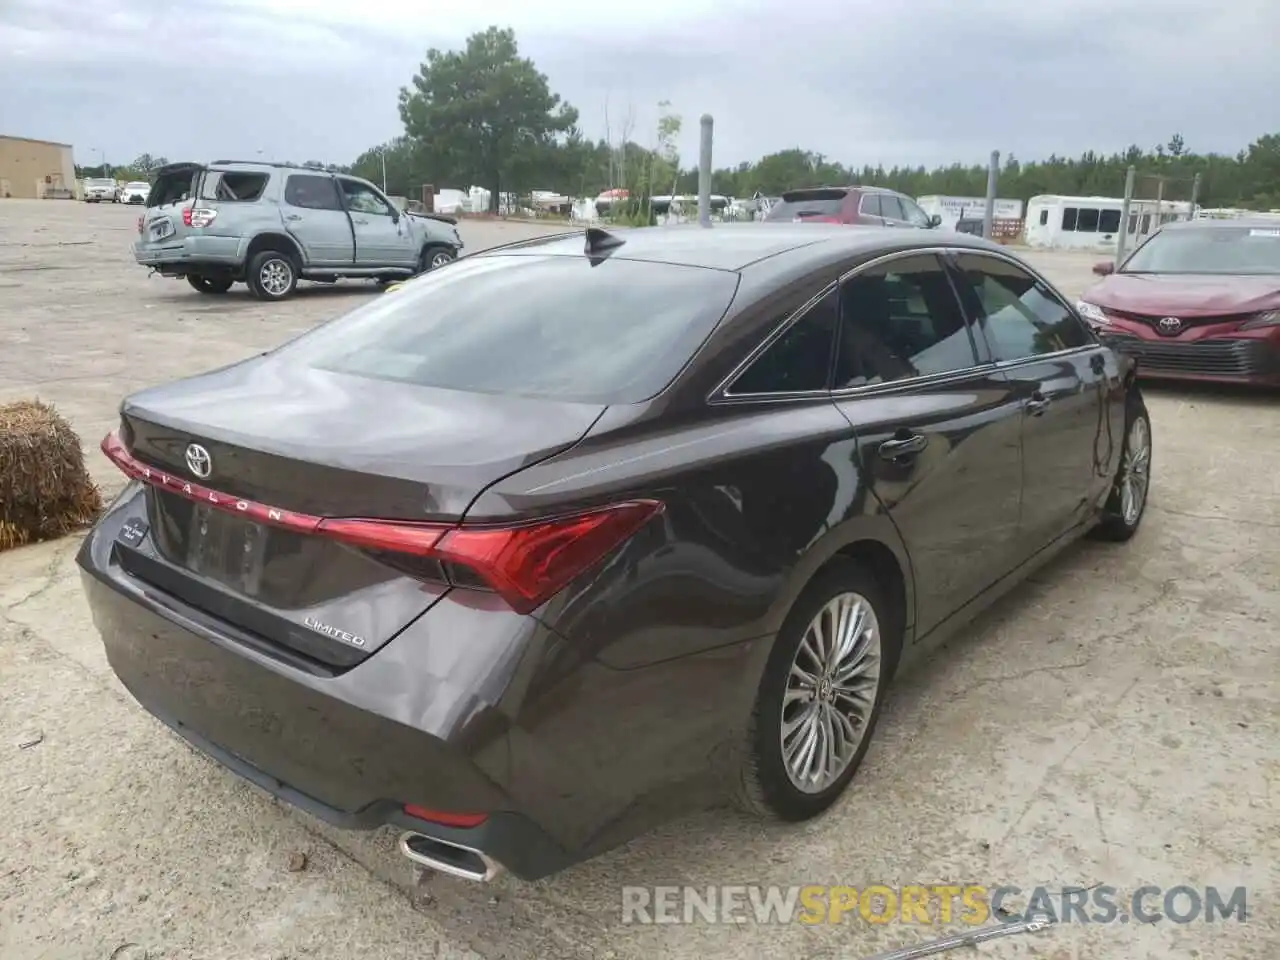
top-left (187, 275), bottom-right (233, 295)
top-left (733, 559), bottom-right (900, 821)
top-left (418, 245), bottom-right (456, 273)
top-left (1091, 387), bottom-right (1152, 542)
top-left (246, 249), bottom-right (298, 301)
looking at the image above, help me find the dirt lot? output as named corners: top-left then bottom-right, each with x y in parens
top-left (1, 199), bottom-right (1276, 960)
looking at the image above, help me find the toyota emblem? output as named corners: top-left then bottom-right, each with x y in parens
top-left (1157, 316), bottom-right (1183, 335)
top-left (185, 443), bottom-right (212, 479)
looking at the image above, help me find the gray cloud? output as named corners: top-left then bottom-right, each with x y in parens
top-left (3, 0), bottom-right (1277, 177)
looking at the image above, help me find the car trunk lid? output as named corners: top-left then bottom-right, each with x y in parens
top-left (108, 357), bottom-right (606, 669)
top-left (138, 162), bottom-right (204, 248)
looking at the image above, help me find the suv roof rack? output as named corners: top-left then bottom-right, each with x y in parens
top-left (210, 160), bottom-right (316, 170)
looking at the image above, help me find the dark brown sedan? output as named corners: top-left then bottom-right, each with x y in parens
top-left (79, 224), bottom-right (1151, 883)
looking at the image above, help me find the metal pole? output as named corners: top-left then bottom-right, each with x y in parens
top-left (381, 149), bottom-right (388, 193)
top-left (1115, 165), bottom-right (1136, 267)
top-left (982, 150), bottom-right (999, 240)
top-left (1190, 172), bottom-right (1202, 219)
top-left (1154, 177), bottom-right (1164, 231)
top-left (698, 114), bottom-right (713, 227)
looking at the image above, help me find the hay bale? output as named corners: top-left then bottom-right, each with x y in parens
top-left (0, 400), bottom-right (104, 551)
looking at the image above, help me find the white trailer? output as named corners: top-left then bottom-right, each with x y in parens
top-left (916, 195), bottom-right (1024, 229)
top-left (1024, 194), bottom-right (1193, 250)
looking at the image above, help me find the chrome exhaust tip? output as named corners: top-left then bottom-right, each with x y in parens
top-left (398, 831), bottom-right (504, 883)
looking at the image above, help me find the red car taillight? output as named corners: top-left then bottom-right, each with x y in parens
top-left (101, 431), bottom-right (662, 614)
top-left (182, 206), bottom-right (217, 228)
top-left (403, 806), bottom-right (488, 828)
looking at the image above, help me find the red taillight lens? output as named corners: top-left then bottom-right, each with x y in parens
top-left (316, 501), bottom-right (663, 613)
top-left (182, 206), bottom-right (217, 228)
top-left (403, 806), bottom-right (488, 828)
top-left (102, 430), bottom-right (662, 614)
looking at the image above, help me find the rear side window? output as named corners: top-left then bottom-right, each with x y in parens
top-left (764, 189), bottom-right (849, 222)
top-left (879, 195), bottom-right (906, 221)
top-left (729, 289), bottom-right (838, 395)
top-left (282, 255), bottom-right (740, 404)
top-left (201, 171), bottom-right (269, 202)
top-left (860, 194), bottom-right (883, 218)
top-left (285, 174), bottom-right (342, 211)
top-left (834, 254), bottom-right (977, 388)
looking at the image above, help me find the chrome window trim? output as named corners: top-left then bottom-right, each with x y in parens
top-left (711, 245), bottom-right (994, 404)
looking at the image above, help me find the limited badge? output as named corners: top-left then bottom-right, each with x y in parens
top-left (118, 517), bottom-right (149, 547)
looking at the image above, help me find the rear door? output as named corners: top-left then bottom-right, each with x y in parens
top-left (337, 178), bottom-right (420, 268)
top-left (878, 194), bottom-right (910, 227)
top-left (281, 173), bottom-right (355, 267)
top-left (858, 193), bottom-right (888, 226)
top-left (829, 251), bottom-right (1025, 636)
top-left (947, 251), bottom-right (1112, 554)
top-left (137, 163), bottom-right (203, 257)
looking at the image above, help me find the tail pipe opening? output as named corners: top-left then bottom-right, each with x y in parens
top-left (398, 831), bottom-right (504, 883)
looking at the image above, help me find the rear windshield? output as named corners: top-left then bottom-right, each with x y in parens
top-left (87, 179), bottom-right (115, 187)
top-left (280, 254), bottom-right (741, 403)
top-left (149, 169), bottom-right (198, 207)
top-left (764, 189), bottom-right (848, 221)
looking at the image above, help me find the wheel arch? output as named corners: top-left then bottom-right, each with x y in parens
top-left (768, 516), bottom-right (916, 663)
top-left (246, 231), bottom-right (305, 268)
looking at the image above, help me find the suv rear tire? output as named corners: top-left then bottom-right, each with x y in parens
top-left (246, 250), bottom-right (298, 301)
top-left (187, 276), bottom-right (233, 295)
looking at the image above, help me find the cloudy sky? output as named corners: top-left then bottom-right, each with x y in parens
top-left (3, 0), bottom-right (1277, 175)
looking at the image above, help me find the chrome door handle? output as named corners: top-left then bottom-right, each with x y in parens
top-left (284, 214), bottom-right (302, 221)
top-left (878, 433), bottom-right (928, 460)
top-left (353, 217), bottom-right (369, 225)
top-left (1025, 392), bottom-right (1051, 416)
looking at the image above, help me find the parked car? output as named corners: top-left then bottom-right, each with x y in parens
top-left (1079, 217), bottom-right (1280, 386)
top-left (120, 181), bottom-right (151, 204)
top-left (83, 178), bottom-right (119, 203)
top-left (132, 160), bottom-right (465, 300)
top-left (764, 185), bottom-right (943, 229)
top-left (80, 224), bottom-right (1149, 884)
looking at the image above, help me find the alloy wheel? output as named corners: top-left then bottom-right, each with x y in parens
top-left (1120, 416), bottom-right (1151, 525)
top-left (781, 592), bottom-right (882, 794)
top-left (260, 258), bottom-right (293, 297)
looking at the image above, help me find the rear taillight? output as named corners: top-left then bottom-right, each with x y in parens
top-left (100, 430), bottom-right (662, 614)
top-left (183, 206), bottom-right (217, 228)
top-left (317, 502), bottom-right (662, 613)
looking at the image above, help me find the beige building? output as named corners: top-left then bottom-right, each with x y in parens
top-left (0, 135), bottom-right (77, 199)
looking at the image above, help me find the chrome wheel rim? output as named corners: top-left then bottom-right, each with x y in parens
top-left (782, 592), bottom-right (882, 794)
top-left (430, 250), bottom-right (453, 268)
top-left (1120, 416), bottom-right (1151, 525)
top-left (260, 258), bottom-right (292, 296)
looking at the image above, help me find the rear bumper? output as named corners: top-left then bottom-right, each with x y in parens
top-left (76, 497), bottom-right (577, 880)
top-left (134, 236), bottom-right (246, 273)
top-left (1101, 333), bottom-right (1280, 386)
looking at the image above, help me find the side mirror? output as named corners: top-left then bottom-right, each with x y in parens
top-left (1092, 260), bottom-right (1116, 276)
top-left (928, 214), bottom-right (943, 228)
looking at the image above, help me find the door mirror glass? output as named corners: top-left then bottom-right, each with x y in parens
top-left (1092, 260), bottom-right (1115, 276)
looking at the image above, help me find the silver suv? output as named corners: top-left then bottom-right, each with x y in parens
top-left (133, 161), bottom-right (465, 300)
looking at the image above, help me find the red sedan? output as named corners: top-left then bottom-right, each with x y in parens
top-left (1077, 218), bottom-right (1280, 386)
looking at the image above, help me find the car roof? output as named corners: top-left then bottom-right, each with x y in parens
top-left (1161, 216), bottom-right (1280, 231)
top-left (475, 222), bottom-right (1007, 272)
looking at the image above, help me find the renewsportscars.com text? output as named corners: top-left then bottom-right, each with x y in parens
top-left (620, 884), bottom-right (1248, 926)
